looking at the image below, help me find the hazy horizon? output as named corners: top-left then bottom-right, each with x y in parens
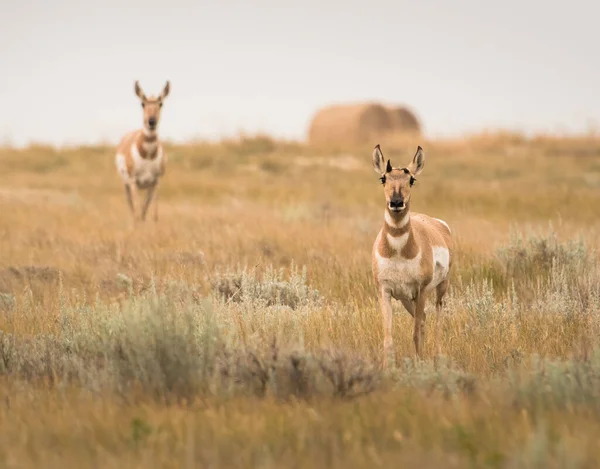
top-left (1, 0), bottom-right (599, 147)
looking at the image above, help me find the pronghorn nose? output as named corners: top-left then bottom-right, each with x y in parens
top-left (389, 198), bottom-right (404, 209)
top-left (148, 117), bottom-right (157, 127)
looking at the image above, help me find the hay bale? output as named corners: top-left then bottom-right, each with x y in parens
top-left (308, 103), bottom-right (390, 146)
top-left (387, 106), bottom-right (421, 133)
top-left (308, 103), bottom-right (421, 145)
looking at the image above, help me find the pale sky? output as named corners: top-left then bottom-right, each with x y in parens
top-left (1, 0), bottom-right (599, 146)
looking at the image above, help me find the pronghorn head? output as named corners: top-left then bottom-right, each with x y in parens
top-left (134, 81), bottom-right (170, 132)
top-left (372, 144), bottom-right (425, 213)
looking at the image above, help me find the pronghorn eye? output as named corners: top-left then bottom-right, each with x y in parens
top-left (380, 175), bottom-right (386, 185)
top-left (141, 102), bottom-right (146, 108)
top-left (159, 102), bottom-right (163, 108)
top-left (410, 176), bottom-right (416, 186)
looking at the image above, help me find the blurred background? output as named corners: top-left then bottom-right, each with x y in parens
top-left (1, 0), bottom-right (599, 147)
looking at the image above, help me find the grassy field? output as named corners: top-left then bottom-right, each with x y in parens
top-left (0, 133), bottom-right (599, 468)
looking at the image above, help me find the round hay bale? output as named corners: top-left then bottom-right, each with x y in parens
top-left (308, 103), bottom-right (421, 146)
top-left (308, 103), bottom-right (393, 146)
top-left (387, 106), bottom-right (421, 134)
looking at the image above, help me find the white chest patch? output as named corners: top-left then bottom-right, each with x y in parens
top-left (115, 144), bottom-right (164, 187)
top-left (386, 232), bottom-right (409, 252)
top-left (374, 228), bottom-right (451, 299)
top-left (131, 143), bottom-right (163, 188)
top-left (375, 231), bottom-right (423, 300)
top-left (141, 140), bottom-right (158, 154)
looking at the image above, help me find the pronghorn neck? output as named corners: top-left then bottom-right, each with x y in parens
top-left (136, 127), bottom-right (159, 159)
top-left (384, 199), bottom-right (411, 234)
top-left (380, 203), bottom-right (418, 257)
top-left (143, 126), bottom-right (158, 139)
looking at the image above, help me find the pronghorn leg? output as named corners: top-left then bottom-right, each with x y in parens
top-left (435, 279), bottom-right (449, 357)
top-left (124, 183), bottom-right (139, 221)
top-left (413, 293), bottom-right (426, 358)
top-left (141, 184), bottom-right (157, 221)
top-left (379, 287), bottom-right (394, 368)
top-left (153, 185), bottom-right (159, 222)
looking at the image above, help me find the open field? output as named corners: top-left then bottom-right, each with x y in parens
top-left (0, 133), bottom-right (600, 468)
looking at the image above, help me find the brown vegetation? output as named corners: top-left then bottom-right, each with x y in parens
top-left (0, 133), bottom-right (599, 467)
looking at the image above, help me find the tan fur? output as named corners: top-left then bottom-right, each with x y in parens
top-left (371, 145), bottom-right (453, 365)
top-left (115, 81), bottom-right (170, 223)
top-left (116, 130), bottom-right (166, 177)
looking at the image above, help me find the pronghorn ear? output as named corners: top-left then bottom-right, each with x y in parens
top-left (134, 81), bottom-right (146, 101)
top-left (160, 81), bottom-right (171, 100)
top-left (372, 144), bottom-right (386, 175)
top-left (407, 146), bottom-right (425, 176)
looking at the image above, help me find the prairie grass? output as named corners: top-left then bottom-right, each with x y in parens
top-left (0, 133), bottom-right (599, 467)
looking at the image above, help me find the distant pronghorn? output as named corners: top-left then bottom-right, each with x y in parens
top-left (371, 144), bottom-right (453, 365)
top-left (115, 80), bottom-right (170, 222)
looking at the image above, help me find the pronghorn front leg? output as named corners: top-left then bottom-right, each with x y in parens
top-left (379, 286), bottom-right (394, 368)
top-left (413, 293), bottom-right (426, 358)
top-left (124, 183), bottom-right (139, 221)
top-left (153, 185), bottom-right (159, 222)
top-left (140, 184), bottom-right (157, 221)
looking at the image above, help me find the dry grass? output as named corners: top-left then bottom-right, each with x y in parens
top-left (0, 132), bottom-right (599, 468)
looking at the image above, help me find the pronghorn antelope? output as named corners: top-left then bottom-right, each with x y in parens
top-left (115, 80), bottom-right (170, 222)
top-left (371, 144), bottom-right (453, 365)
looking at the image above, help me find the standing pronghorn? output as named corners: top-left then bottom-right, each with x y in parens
top-left (371, 144), bottom-right (453, 365)
top-left (115, 80), bottom-right (170, 222)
